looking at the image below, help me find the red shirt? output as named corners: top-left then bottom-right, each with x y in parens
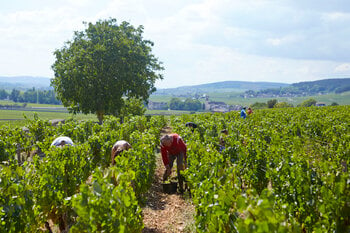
top-left (161, 134), bottom-right (187, 166)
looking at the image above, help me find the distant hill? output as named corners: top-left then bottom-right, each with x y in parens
top-left (154, 81), bottom-right (289, 96)
top-left (0, 76), bottom-right (52, 90)
top-left (2, 76), bottom-right (348, 98)
top-left (291, 78), bottom-right (350, 93)
top-left (242, 78), bottom-right (350, 98)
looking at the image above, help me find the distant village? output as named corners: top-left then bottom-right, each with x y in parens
top-left (148, 95), bottom-right (243, 113)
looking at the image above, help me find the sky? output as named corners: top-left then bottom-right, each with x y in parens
top-left (1, 0), bottom-right (350, 89)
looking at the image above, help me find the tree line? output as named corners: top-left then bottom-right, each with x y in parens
top-left (0, 88), bottom-right (61, 105)
top-left (243, 78), bottom-right (350, 98)
top-left (169, 97), bottom-right (203, 111)
top-left (250, 98), bottom-right (338, 109)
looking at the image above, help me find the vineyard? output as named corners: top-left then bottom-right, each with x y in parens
top-left (0, 114), bottom-right (166, 232)
top-left (1, 106), bottom-right (349, 232)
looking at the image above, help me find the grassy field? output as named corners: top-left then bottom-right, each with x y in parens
top-left (0, 109), bottom-right (97, 127)
top-left (148, 95), bottom-right (176, 103)
top-left (145, 109), bottom-right (200, 115)
top-left (1, 91), bottom-right (348, 127)
top-left (213, 91), bottom-right (350, 106)
top-left (0, 107), bottom-right (197, 127)
top-left (150, 91), bottom-right (350, 106)
top-left (0, 100), bottom-right (63, 108)
top-left (151, 91), bottom-right (350, 106)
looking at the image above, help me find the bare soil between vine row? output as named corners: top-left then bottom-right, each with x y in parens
top-left (141, 127), bottom-right (195, 233)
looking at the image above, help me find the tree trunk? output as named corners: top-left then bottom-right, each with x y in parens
top-left (96, 111), bottom-right (104, 125)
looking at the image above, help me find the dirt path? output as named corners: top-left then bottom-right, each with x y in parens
top-left (141, 127), bottom-right (195, 233)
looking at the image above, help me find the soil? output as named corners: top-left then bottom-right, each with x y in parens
top-left (141, 127), bottom-right (195, 233)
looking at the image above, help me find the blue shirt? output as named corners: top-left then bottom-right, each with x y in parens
top-left (240, 109), bottom-right (247, 119)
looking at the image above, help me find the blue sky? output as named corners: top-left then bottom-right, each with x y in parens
top-left (1, 0), bottom-right (350, 88)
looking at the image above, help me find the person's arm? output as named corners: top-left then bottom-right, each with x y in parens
top-left (161, 146), bottom-right (169, 166)
top-left (111, 146), bottom-right (117, 165)
top-left (177, 137), bottom-right (187, 157)
top-left (161, 146), bottom-right (171, 180)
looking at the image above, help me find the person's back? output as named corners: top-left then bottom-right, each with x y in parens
top-left (240, 107), bottom-right (247, 119)
top-left (111, 140), bottom-right (132, 165)
top-left (219, 129), bottom-right (228, 152)
top-left (247, 107), bottom-right (253, 115)
top-left (160, 134), bottom-right (187, 193)
top-left (160, 134), bottom-right (187, 160)
top-left (51, 136), bottom-right (74, 147)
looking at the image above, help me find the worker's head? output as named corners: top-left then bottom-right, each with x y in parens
top-left (185, 122), bottom-right (193, 128)
top-left (221, 129), bottom-right (228, 135)
top-left (160, 134), bottom-right (172, 147)
top-left (59, 140), bottom-right (67, 146)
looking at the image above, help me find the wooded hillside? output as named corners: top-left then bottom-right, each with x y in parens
top-left (243, 78), bottom-right (350, 98)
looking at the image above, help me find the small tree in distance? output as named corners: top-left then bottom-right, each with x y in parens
top-left (51, 18), bottom-right (164, 123)
top-left (331, 102), bottom-right (339, 106)
top-left (267, 99), bottom-right (277, 108)
top-left (250, 102), bottom-right (267, 109)
top-left (298, 98), bottom-right (317, 107)
top-left (274, 102), bottom-right (293, 108)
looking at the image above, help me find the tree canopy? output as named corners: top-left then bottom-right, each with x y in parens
top-left (298, 98), bottom-right (317, 107)
top-left (267, 99), bottom-right (277, 108)
top-left (51, 18), bottom-right (163, 123)
top-left (274, 102), bottom-right (293, 108)
top-left (169, 98), bottom-right (202, 111)
top-left (0, 89), bottom-right (7, 99)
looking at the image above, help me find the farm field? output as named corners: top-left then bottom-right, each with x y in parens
top-left (0, 105), bottom-right (198, 127)
top-left (145, 109), bottom-right (201, 115)
top-left (197, 91), bottom-right (350, 106)
top-left (0, 100), bottom-right (62, 108)
top-left (150, 91), bottom-right (350, 106)
top-left (148, 95), bottom-right (175, 103)
top-left (0, 105), bottom-right (349, 232)
top-left (0, 109), bottom-right (98, 127)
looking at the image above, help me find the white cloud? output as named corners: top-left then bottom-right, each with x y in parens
top-left (64, 0), bottom-right (95, 7)
top-left (0, 3), bottom-right (99, 77)
top-left (266, 35), bottom-right (302, 47)
top-left (322, 12), bottom-right (350, 22)
top-left (1, 0), bottom-right (350, 87)
top-left (335, 63), bottom-right (350, 73)
top-left (155, 42), bottom-right (343, 88)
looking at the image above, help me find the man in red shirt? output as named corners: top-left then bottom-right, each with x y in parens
top-left (160, 133), bottom-right (187, 193)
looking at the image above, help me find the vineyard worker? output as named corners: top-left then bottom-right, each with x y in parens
top-left (240, 107), bottom-right (247, 119)
top-left (50, 136), bottom-right (74, 147)
top-left (247, 107), bottom-right (253, 115)
top-left (185, 122), bottom-right (198, 132)
top-left (219, 129), bottom-right (228, 152)
top-left (111, 140), bottom-right (132, 165)
top-left (160, 134), bottom-right (187, 193)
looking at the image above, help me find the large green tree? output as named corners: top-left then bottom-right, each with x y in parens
top-left (51, 18), bottom-right (163, 123)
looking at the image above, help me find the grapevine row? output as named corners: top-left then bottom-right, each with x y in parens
top-left (0, 114), bottom-right (166, 232)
